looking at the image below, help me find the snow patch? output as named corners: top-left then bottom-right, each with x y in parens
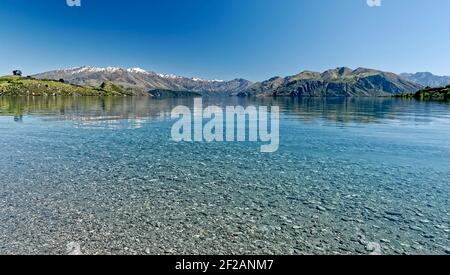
top-left (158, 73), bottom-right (182, 79)
top-left (53, 66), bottom-right (226, 83)
top-left (127, 68), bottom-right (149, 74)
top-left (192, 77), bottom-right (224, 83)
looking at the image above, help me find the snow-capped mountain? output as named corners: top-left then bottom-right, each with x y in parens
top-left (33, 66), bottom-right (252, 95)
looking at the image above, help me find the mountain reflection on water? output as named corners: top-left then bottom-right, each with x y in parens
top-left (1, 96), bottom-right (448, 128)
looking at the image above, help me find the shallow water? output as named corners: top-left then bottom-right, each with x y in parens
top-left (0, 96), bottom-right (448, 255)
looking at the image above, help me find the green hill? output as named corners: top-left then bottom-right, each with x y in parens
top-left (0, 76), bottom-right (132, 96)
top-left (414, 86), bottom-right (450, 101)
top-left (396, 86), bottom-right (450, 101)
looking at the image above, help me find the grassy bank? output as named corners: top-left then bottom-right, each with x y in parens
top-left (0, 76), bottom-right (132, 96)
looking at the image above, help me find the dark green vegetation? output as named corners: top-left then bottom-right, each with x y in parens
top-left (148, 89), bottom-right (201, 98)
top-left (395, 86), bottom-right (450, 102)
top-left (242, 67), bottom-right (422, 97)
top-left (0, 76), bottom-right (132, 96)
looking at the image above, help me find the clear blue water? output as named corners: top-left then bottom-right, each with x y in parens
top-left (0, 96), bottom-right (448, 255)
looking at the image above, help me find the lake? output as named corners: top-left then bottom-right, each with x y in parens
top-left (0, 96), bottom-right (448, 255)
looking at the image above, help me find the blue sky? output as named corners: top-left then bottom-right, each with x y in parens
top-left (0, 0), bottom-right (449, 81)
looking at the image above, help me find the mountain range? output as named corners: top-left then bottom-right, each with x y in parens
top-left (241, 67), bottom-right (423, 97)
top-left (33, 67), bottom-right (252, 96)
top-left (399, 72), bottom-right (450, 88)
top-left (32, 66), bottom-right (448, 97)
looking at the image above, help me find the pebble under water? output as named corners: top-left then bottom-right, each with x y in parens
top-left (0, 96), bottom-right (448, 255)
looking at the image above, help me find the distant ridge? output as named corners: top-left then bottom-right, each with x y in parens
top-left (32, 66), bottom-right (432, 97)
top-left (33, 66), bottom-right (253, 95)
top-left (400, 72), bottom-right (450, 88)
top-left (242, 67), bottom-right (423, 97)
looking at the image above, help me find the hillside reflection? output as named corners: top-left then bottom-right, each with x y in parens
top-left (0, 96), bottom-right (448, 128)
